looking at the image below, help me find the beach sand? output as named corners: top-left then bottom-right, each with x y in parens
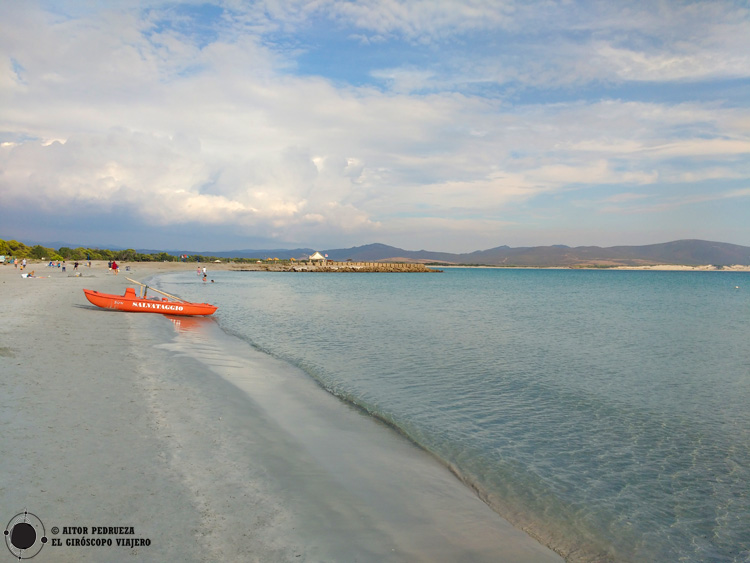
top-left (1, 261), bottom-right (562, 562)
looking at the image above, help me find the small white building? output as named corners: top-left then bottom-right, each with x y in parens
top-left (309, 251), bottom-right (326, 264)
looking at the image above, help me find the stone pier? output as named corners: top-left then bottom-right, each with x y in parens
top-left (292, 261), bottom-right (442, 272)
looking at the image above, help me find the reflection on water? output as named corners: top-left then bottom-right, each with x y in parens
top-left (165, 315), bottom-right (214, 334)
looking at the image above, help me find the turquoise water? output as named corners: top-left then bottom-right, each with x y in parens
top-left (157, 268), bottom-right (750, 562)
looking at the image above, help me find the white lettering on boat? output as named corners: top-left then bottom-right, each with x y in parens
top-left (131, 302), bottom-right (184, 311)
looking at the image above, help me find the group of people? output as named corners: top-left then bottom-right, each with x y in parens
top-left (46, 260), bottom-right (67, 270)
top-left (45, 260), bottom-right (93, 269)
top-left (196, 266), bottom-right (215, 283)
top-left (8, 258), bottom-right (126, 274)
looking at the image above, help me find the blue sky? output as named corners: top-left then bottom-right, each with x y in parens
top-left (1, 0), bottom-right (749, 252)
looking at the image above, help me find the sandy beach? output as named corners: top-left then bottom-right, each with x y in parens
top-left (1, 260), bottom-right (562, 562)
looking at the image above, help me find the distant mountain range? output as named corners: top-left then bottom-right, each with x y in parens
top-left (16, 237), bottom-right (750, 266)
top-left (169, 239), bottom-right (750, 267)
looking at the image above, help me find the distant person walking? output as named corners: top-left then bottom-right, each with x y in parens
top-left (112, 260), bottom-right (119, 275)
top-left (21, 258), bottom-right (26, 270)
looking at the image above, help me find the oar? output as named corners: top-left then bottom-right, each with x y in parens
top-left (126, 277), bottom-right (189, 303)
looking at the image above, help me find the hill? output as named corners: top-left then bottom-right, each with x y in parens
top-left (179, 239), bottom-right (750, 267)
top-left (6, 238), bottom-right (750, 267)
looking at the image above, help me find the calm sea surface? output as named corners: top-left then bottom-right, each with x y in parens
top-left (157, 268), bottom-right (750, 562)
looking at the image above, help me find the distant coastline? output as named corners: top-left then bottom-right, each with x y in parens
top-left (435, 264), bottom-right (750, 272)
top-left (4, 237), bottom-right (750, 270)
top-left (5, 258), bottom-right (750, 274)
top-left (611, 264), bottom-right (750, 272)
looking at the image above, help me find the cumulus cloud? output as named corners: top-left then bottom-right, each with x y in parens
top-left (1, 0), bottom-right (749, 251)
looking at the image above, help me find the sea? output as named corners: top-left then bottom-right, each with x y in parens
top-left (155, 267), bottom-right (750, 562)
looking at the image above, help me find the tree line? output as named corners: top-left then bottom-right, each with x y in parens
top-left (0, 238), bottom-right (261, 263)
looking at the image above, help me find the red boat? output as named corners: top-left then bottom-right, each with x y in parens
top-left (83, 287), bottom-right (217, 316)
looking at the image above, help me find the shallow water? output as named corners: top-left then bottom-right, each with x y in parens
top-left (157, 268), bottom-right (750, 562)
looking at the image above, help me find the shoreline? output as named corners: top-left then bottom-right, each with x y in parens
top-left (433, 264), bottom-right (750, 271)
top-left (1, 261), bottom-right (562, 561)
top-left (6, 258), bottom-right (750, 274)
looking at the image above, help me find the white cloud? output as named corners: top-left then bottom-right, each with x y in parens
top-left (330, 0), bottom-right (515, 41)
top-left (601, 186), bottom-right (750, 216)
top-left (644, 139), bottom-right (750, 157)
top-left (603, 192), bottom-right (651, 204)
top-left (1, 1), bottom-right (749, 250)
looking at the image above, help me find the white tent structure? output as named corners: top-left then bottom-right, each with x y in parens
top-left (309, 251), bottom-right (326, 264)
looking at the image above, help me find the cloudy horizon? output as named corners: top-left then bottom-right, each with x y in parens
top-left (2, 1), bottom-right (749, 253)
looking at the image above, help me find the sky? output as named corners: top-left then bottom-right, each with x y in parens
top-left (1, 0), bottom-right (750, 253)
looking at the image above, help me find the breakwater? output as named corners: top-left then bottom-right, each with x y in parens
top-left (296, 261), bottom-right (441, 272)
top-left (233, 261), bottom-right (441, 273)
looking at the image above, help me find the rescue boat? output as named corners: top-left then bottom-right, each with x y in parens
top-left (83, 285), bottom-right (217, 316)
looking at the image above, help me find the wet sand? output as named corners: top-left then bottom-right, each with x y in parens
top-left (1, 261), bottom-right (562, 562)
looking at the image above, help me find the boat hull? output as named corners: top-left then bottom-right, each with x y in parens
top-left (83, 289), bottom-right (217, 316)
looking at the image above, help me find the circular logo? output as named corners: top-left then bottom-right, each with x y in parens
top-left (4, 512), bottom-right (47, 559)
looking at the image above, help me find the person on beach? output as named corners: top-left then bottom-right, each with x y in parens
top-left (74, 261), bottom-right (79, 271)
top-left (112, 260), bottom-right (119, 275)
top-left (14, 258), bottom-right (18, 268)
top-left (21, 258), bottom-right (26, 270)
top-left (202, 273), bottom-right (207, 282)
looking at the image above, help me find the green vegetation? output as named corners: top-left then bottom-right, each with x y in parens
top-left (0, 237), bottom-right (266, 263)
